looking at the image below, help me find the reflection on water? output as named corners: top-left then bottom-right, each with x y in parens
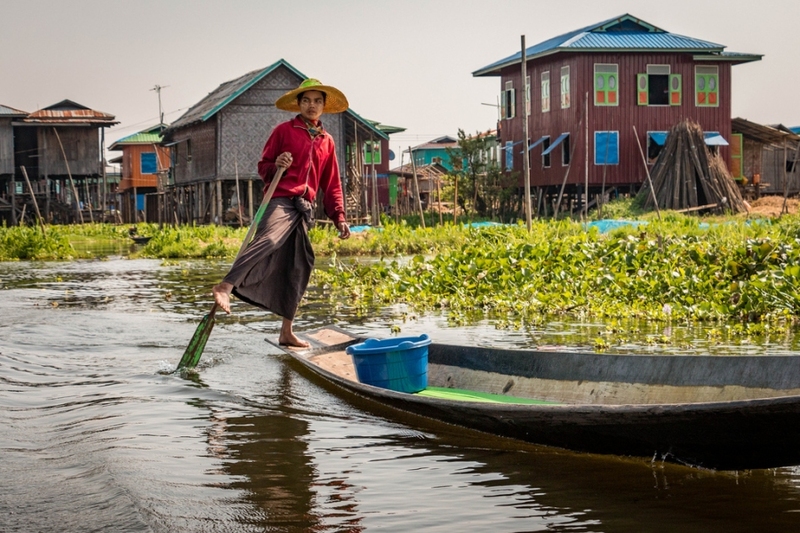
top-left (1, 257), bottom-right (800, 532)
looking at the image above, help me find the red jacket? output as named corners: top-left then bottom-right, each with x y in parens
top-left (257, 116), bottom-right (346, 226)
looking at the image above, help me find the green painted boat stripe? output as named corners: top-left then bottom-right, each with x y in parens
top-left (416, 387), bottom-right (560, 405)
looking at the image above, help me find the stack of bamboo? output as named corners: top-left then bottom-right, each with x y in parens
top-left (638, 119), bottom-right (747, 214)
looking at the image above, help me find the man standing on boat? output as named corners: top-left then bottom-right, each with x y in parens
top-left (213, 78), bottom-right (351, 347)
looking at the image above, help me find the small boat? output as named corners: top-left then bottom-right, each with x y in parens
top-left (272, 327), bottom-right (800, 470)
top-left (130, 235), bottom-right (152, 245)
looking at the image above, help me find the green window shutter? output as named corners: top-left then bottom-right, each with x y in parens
top-left (695, 68), bottom-right (718, 107)
top-left (363, 142), bottom-right (372, 165)
top-left (669, 74), bottom-right (682, 106)
top-left (708, 74), bottom-right (719, 106)
top-left (731, 133), bottom-right (743, 179)
top-left (594, 73), bottom-right (604, 105)
top-left (500, 90), bottom-right (507, 119)
top-left (606, 73), bottom-right (618, 105)
top-left (509, 88), bottom-right (516, 118)
top-left (637, 73), bottom-right (648, 106)
top-left (389, 174), bottom-right (398, 205)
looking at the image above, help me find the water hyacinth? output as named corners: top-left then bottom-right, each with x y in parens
top-left (313, 216), bottom-right (800, 326)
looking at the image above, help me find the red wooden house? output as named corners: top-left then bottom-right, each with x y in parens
top-left (473, 14), bottom-right (761, 211)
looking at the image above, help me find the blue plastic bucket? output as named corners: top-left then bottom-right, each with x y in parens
top-left (346, 334), bottom-right (431, 393)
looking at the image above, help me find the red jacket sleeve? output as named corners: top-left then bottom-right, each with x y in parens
top-left (320, 141), bottom-right (346, 226)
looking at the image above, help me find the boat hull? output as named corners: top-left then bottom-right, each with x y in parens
top-left (274, 328), bottom-right (800, 470)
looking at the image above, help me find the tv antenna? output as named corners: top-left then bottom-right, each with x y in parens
top-left (151, 84), bottom-right (170, 130)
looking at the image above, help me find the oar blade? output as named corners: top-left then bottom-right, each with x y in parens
top-left (176, 311), bottom-right (216, 371)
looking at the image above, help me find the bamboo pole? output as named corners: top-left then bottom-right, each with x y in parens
top-left (20, 166), bottom-right (46, 236)
top-left (632, 126), bottom-right (661, 220)
top-left (234, 156), bottom-right (243, 227)
top-left (783, 141), bottom-right (800, 215)
top-left (520, 35), bottom-right (532, 232)
top-left (408, 147), bottom-right (425, 228)
top-left (583, 92), bottom-right (589, 220)
top-left (555, 117), bottom-right (582, 219)
top-left (53, 127), bottom-right (84, 223)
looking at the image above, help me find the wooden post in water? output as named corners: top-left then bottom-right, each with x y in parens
top-left (20, 166), bottom-right (46, 236)
top-left (53, 127), bottom-right (84, 224)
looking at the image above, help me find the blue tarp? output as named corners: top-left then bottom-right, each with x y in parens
top-left (649, 132), bottom-right (668, 146)
top-left (584, 219), bottom-right (648, 233)
top-left (704, 132), bottom-right (729, 146)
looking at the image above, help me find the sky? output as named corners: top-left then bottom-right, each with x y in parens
top-left (3, 0), bottom-right (798, 165)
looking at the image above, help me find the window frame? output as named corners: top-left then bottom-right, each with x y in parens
top-left (561, 133), bottom-right (571, 166)
top-left (503, 80), bottom-right (516, 119)
top-left (140, 151), bottom-right (158, 174)
top-left (541, 135), bottom-right (551, 168)
top-left (594, 64), bottom-right (619, 106)
top-left (695, 65), bottom-right (719, 107)
top-left (594, 131), bottom-right (619, 166)
top-left (541, 71), bottom-right (550, 113)
top-left (560, 66), bottom-right (570, 109)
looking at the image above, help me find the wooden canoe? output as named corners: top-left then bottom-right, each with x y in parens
top-left (271, 326), bottom-right (800, 470)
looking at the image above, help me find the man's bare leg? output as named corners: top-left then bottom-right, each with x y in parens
top-left (279, 317), bottom-right (310, 348)
top-left (212, 282), bottom-right (234, 314)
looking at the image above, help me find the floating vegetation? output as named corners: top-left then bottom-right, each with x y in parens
top-left (0, 225), bottom-right (75, 261)
top-left (313, 215), bottom-right (800, 327)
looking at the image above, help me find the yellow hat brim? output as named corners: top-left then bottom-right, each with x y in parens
top-left (275, 81), bottom-right (349, 114)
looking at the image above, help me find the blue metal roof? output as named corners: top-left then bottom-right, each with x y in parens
top-left (791, 126), bottom-right (800, 135)
top-left (473, 14), bottom-right (750, 77)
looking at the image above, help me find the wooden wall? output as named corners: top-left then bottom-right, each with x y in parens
top-left (499, 52), bottom-right (733, 190)
top-left (119, 144), bottom-right (170, 190)
top-left (37, 126), bottom-right (101, 177)
top-left (0, 119), bottom-right (14, 175)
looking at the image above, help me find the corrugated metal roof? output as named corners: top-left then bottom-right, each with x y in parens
top-left (733, 117), bottom-right (800, 145)
top-left (473, 14), bottom-right (757, 77)
top-left (0, 104), bottom-right (28, 117)
top-left (22, 99), bottom-right (117, 125)
top-left (109, 125), bottom-right (166, 150)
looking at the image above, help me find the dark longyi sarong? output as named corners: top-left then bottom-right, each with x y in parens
top-left (224, 196), bottom-right (314, 320)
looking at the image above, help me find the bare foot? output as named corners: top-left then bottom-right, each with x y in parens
top-left (278, 331), bottom-right (310, 348)
top-left (279, 318), bottom-right (310, 348)
top-left (212, 282), bottom-right (233, 314)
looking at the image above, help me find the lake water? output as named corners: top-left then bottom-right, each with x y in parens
top-left (3, 257), bottom-right (800, 532)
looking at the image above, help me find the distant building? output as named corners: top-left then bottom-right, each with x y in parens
top-left (3, 100), bottom-right (117, 225)
top-left (109, 125), bottom-right (170, 222)
top-left (473, 13), bottom-right (761, 213)
top-left (409, 136), bottom-right (459, 171)
top-left (731, 117), bottom-right (800, 198)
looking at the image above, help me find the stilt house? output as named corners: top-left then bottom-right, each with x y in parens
top-left (10, 100), bottom-right (118, 224)
top-left (473, 14), bottom-right (762, 214)
top-left (109, 125), bottom-right (170, 222)
top-left (159, 59), bottom-right (396, 226)
top-left (1, 105), bottom-right (28, 225)
top-left (731, 117), bottom-right (800, 198)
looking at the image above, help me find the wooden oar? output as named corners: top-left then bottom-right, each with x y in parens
top-left (176, 167), bottom-right (286, 371)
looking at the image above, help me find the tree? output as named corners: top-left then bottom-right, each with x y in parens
top-left (445, 129), bottom-right (519, 221)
